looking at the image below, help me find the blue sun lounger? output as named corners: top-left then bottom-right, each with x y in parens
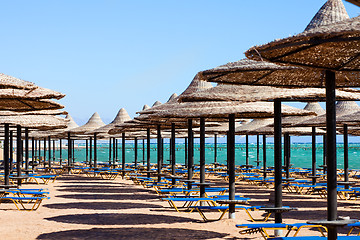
top-left (237, 222), bottom-right (327, 240)
top-left (189, 205), bottom-right (265, 222)
top-left (0, 196), bottom-right (50, 211)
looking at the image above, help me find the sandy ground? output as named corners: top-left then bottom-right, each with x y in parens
top-left (0, 173), bottom-right (359, 240)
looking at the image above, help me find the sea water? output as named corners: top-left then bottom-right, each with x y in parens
top-left (44, 143), bottom-right (360, 170)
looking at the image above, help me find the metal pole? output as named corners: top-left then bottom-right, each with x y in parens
top-left (246, 134), bottom-right (249, 167)
top-left (94, 133), bottom-right (97, 168)
top-left (326, 70), bottom-right (337, 240)
top-left (122, 132), bottom-right (125, 176)
top-left (10, 131), bottom-right (13, 172)
top-left (142, 138), bottom-right (145, 165)
top-left (113, 137), bottom-right (116, 165)
top-left (263, 135), bottom-right (267, 179)
top-left (323, 134), bottom-right (327, 174)
top-left (53, 140), bottom-right (55, 163)
top-left (228, 114), bottom-right (236, 219)
top-left (274, 99), bottom-right (283, 224)
top-left (16, 125), bottom-right (22, 186)
top-left (257, 135), bottom-right (260, 167)
top-left (4, 124), bottom-right (10, 186)
top-left (200, 117), bottom-right (206, 198)
top-left (37, 139), bottom-right (40, 168)
top-left (161, 138), bottom-right (164, 167)
top-left (312, 127), bottom-right (317, 185)
top-left (85, 139), bottom-right (88, 164)
top-left (187, 119), bottom-right (194, 189)
top-left (344, 124), bottom-right (349, 187)
top-left (31, 137), bottom-right (35, 169)
top-left (72, 139), bottom-right (75, 164)
top-left (214, 134), bottom-right (217, 164)
top-left (134, 137), bottom-right (138, 167)
top-left (171, 123), bottom-right (176, 185)
top-left (67, 133), bottom-right (71, 166)
top-left (285, 134), bottom-right (290, 179)
top-left (89, 137), bottom-right (92, 167)
top-left (184, 137), bottom-right (188, 167)
top-left (147, 128), bottom-right (151, 178)
top-left (116, 138), bottom-right (118, 162)
top-left (157, 125), bottom-right (162, 182)
top-left (25, 127), bottom-right (29, 170)
top-left (227, 131), bottom-right (229, 172)
top-left (109, 137), bottom-right (112, 165)
top-left (43, 137), bottom-right (46, 168)
top-left (48, 136), bottom-right (52, 168)
top-left (59, 139), bottom-right (62, 166)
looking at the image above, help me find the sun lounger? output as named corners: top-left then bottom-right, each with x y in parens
top-left (0, 196), bottom-right (50, 211)
top-left (190, 205), bottom-right (265, 222)
top-left (347, 222), bottom-right (360, 235)
top-left (237, 222), bottom-right (327, 240)
top-left (162, 197), bottom-right (217, 212)
top-left (27, 175), bottom-right (58, 184)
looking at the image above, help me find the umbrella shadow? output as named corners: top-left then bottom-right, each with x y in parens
top-left (56, 193), bottom-right (159, 201)
top-left (57, 187), bottom-right (152, 194)
top-left (45, 213), bottom-right (195, 225)
top-left (36, 227), bottom-right (229, 240)
top-left (44, 201), bottom-right (162, 210)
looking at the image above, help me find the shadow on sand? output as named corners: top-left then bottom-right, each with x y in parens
top-left (45, 213), bottom-right (195, 225)
top-left (44, 201), bottom-right (161, 210)
top-left (36, 227), bottom-right (229, 240)
top-left (57, 187), bottom-right (152, 194)
top-left (56, 193), bottom-right (158, 201)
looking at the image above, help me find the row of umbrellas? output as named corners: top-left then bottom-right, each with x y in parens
top-left (99, 1), bottom-right (359, 240)
top-left (16, 1), bottom-right (360, 240)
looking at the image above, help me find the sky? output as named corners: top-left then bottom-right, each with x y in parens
top-left (0, 1), bottom-right (359, 129)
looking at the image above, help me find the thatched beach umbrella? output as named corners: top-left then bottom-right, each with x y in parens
top-left (135, 76), bottom-right (213, 182)
top-left (69, 112), bottom-right (105, 167)
top-left (244, 4), bottom-right (360, 239)
top-left (293, 101), bottom-right (360, 185)
top-left (145, 99), bottom-right (316, 218)
top-left (192, 1), bottom-right (357, 230)
top-left (89, 108), bottom-right (131, 166)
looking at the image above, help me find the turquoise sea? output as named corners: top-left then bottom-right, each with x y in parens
top-left (42, 143), bottom-right (360, 170)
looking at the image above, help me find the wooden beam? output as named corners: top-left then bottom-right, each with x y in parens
top-left (345, 0), bottom-right (360, 7)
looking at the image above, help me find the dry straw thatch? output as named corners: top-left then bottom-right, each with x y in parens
top-left (148, 101), bottom-right (316, 120)
top-left (202, 1), bottom-right (356, 87)
top-left (0, 115), bottom-right (68, 130)
top-left (142, 104), bottom-right (151, 111)
top-left (179, 79), bottom-right (360, 102)
top-left (305, 0), bottom-right (349, 31)
top-left (0, 109), bottom-right (67, 116)
top-left (248, 126), bottom-right (326, 136)
top-left (280, 102), bottom-right (325, 127)
top-left (69, 112), bottom-right (106, 135)
top-left (0, 87), bottom-right (64, 100)
top-left (89, 108), bottom-right (131, 135)
top-left (245, 15), bottom-right (360, 86)
top-left (235, 118), bottom-right (274, 135)
top-left (0, 98), bottom-right (64, 111)
top-left (0, 73), bottom-right (37, 89)
top-left (29, 114), bottom-right (79, 139)
top-left (139, 74), bottom-right (212, 115)
top-left (293, 101), bottom-right (360, 127)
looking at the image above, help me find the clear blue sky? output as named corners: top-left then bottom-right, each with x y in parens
top-left (0, 0), bottom-right (359, 126)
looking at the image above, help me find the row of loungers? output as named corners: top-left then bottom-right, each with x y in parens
top-left (122, 163), bottom-right (360, 239)
top-left (0, 188), bottom-right (49, 211)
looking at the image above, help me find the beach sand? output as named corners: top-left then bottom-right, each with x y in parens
top-left (0, 173), bottom-right (358, 240)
